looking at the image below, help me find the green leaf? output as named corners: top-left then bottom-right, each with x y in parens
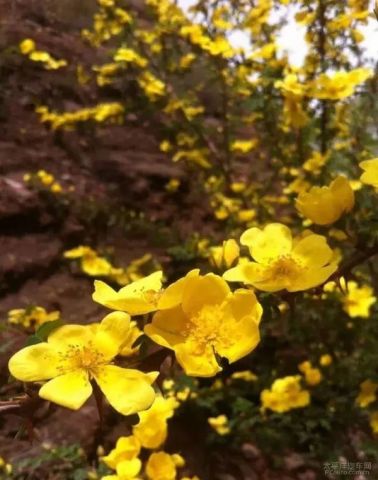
top-left (35, 319), bottom-right (64, 341)
top-left (25, 334), bottom-right (44, 346)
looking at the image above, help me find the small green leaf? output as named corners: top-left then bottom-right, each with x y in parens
top-left (35, 319), bottom-right (64, 341)
top-left (25, 334), bottom-right (44, 346)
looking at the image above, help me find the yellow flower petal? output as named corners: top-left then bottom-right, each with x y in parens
top-left (39, 370), bottom-right (92, 410)
top-left (181, 273), bottom-right (230, 316)
top-left (93, 271), bottom-right (162, 315)
top-left (116, 458), bottom-right (142, 478)
top-left (94, 365), bottom-right (158, 416)
top-left (144, 306), bottom-right (187, 349)
top-left (218, 314), bottom-right (260, 363)
top-left (8, 343), bottom-right (59, 382)
top-left (289, 264), bottom-right (337, 291)
top-left (175, 342), bottom-right (221, 377)
top-left (223, 262), bottom-right (269, 284)
top-left (157, 269), bottom-right (200, 310)
top-left (240, 224), bottom-right (292, 262)
top-left (94, 311), bottom-right (131, 360)
top-left (226, 289), bottom-right (263, 325)
top-left (47, 324), bottom-right (94, 351)
top-left (292, 234), bottom-right (333, 267)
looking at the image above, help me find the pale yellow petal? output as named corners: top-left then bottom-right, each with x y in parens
top-left (226, 289), bottom-right (263, 325)
top-left (181, 273), bottom-right (230, 316)
top-left (240, 224), bottom-right (292, 262)
top-left (39, 370), bottom-right (92, 410)
top-left (94, 311), bottom-right (131, 360)
top-left (292, 234), bottom-right (333, 267)
top-left (47, 324), bottom-right (94, 351)
top-left (216, 315), bottom-right (260, 363)
top-left (93, 273), bottom-right (162, 315)
top-left (116, 458), bottom-right (142, 478)
top-left (223, 262), bottom-right (269, 284)
top-left (288, 264), bottom-right (337, 291)
top-left (175, 342), bottom-right (221, 377)
top-left (144, 306), bottom-right (188, 349)
top-left (94, 365), bottom-right (157, 416)
top-left (157, 269), bottom-right (200, 310)
top-left (8, 343), bottom-right (59, 382)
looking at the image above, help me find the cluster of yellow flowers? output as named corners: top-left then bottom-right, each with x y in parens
top-left (64, 246), bottom-right (159, 286)
top-left (356, 380), bottom-right (378, 435)
top-left (24, 169), bottom-right (64, 193)
top-left (8, 306), bottom-right (60, 330)
top-left (100, 394), bottom-right (199, 479)
top-left (7, 262), bottom-right (264, 413)
top-left (82, 0), bottom-right (132, 47)
top-left (261, 376), bottom-right (310, 413)
top-left (36, 103), bottom-right (124, 130)
top-left (208, 415), bottom-right (230, 436)
top-left (19, 39), bottom-right (67, 70)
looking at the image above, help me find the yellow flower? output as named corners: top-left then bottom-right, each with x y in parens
top-left (342, 282), bottom-right (376, 318)
top-left (119, 321), bottom-right (143, 356)
top-left (319, 354), bottom-right (332, 367)
top-left (8, 306), bottom-right (60, 330)
top-left (295, 176), bottom-right (354, 225)
top-left (298, 361), bottom-right (322, 386)
top-left (165, 178), bottom-right (180, 192)
top-left (209, 239), bottom-right (239, 270)
top-left (356, 380), bottom-right (378, 408)
top-left (303, 151), bottom-right (328, 174)
top-left (37, 169), bottom-right (55, 186)
top-left (360, 158), bottom-right (378, 188)
top-left (133, 396), bottom-right (178, 449)
top-left (102, 436), bottom-right (141, 470)
top-left (8, 312), bottom-right (158, 414)
top-left (230, 139), bottom-right (258, 153)
top-left (138, 72), bottom-right (165, 100)
top-left (370, 411), bottom-right (378, 434)
top-left (231, 370), bottom-right (257, 381)
top-left (208, 415), bottom-right (230, 435)
top-left (51, 182), bottom-right (62, 193)
top-left (145, 271), bottom-right (262, 377)
top-left (261, 376), bottom-right (310, 413)
top-left (114, 48), bottom-right (147, 67)
top-left (145, 452), bottom-right (183, 480)
top-left (64, 245), bottom-right (113, 277)
top-left (237, 209), bottom-right (256, 223)
top-left (20, 38), bottom-right (36, 55)
top-left (102, 457), bottom-right (142, 480)
top-left (309, 68), bottom-right (372, 100)
top-left (224, 224), bottom-right (337, 292)
top-left (92, 271), bottom-right (163, 315)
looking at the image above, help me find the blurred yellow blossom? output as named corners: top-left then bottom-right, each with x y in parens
top-left (356, 380), bottom-right (377, 408)
top-left (133, 396), bottom-right (178, 449)
top-left (319, 354), bottom-right (333, 367)
top-left (296, 176), bottom-right (354, 225)
top-left (360, 158), bottom-right (378, 188)
top-left (298, 361), bottom-right (323, 386)
top-left (261, 376), bottom-right (310, 413)
top-left (208, 415), bottom-right (230, 435)
top-left (8, 306), bottom-right (60, 330)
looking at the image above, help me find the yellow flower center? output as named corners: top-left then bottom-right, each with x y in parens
top-left (268, 255), bottom-right (303, 281)
top-left (58, 342), bottom-right (106, 374)
top-left (185, 304), bottom-right (234, 354)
